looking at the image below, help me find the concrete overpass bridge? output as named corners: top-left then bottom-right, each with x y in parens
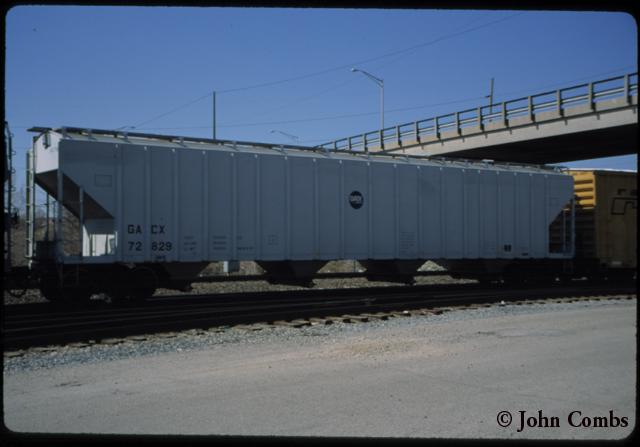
top-left (318, 72), bottom-right (637, 164)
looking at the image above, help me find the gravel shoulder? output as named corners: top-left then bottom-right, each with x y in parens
top-left (3, 298), bottom-right (636, 439)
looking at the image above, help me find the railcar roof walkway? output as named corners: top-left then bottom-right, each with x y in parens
top-left (318, 73), bottom-right (638, 164)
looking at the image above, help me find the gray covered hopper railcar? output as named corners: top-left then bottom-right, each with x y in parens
top-left (26, 127), bottom-right (574, 299)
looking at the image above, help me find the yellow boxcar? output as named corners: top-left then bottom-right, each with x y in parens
top-left (567, 169), bottom-right (637, 276)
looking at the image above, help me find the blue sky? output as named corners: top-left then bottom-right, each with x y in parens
top-left (4, 6), bottom-right (638, 181)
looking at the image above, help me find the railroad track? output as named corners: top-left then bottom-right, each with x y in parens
top-left (3, 281), bottom-right (636, 351)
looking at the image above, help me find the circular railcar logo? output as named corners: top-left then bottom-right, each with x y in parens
top-left (349, 191), bottom-right (364, 209)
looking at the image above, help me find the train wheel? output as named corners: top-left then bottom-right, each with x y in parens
top-left (503, 274), bottom-right (526, 286)
top-left (39, 285), bottom-right (92, 303)
top-left (39, 285), bottom-right (63, 302)
top-left (39, 274), bottom-right (64, 302)
top-left (105, 287), bottom-right (128, 305)
top-left (101, 265), bottom-right (130, 304)
top-left (129, 266), bottom-right (158, 301)
top-left (67, 287), bottom-right (93, 302)
top-left (558, 274), bottom-right (572, 284)
top-left (478, 276), bottom-right (499, 286)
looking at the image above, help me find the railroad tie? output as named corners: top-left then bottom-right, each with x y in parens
top-left (272, 320), bottom-right (294, 327)
top-left (389, 311), bottom-right (412, 318)
top-left (67, 341), bottom-right (92, 348)
top-left (271, 320), bottom-right (311, 328)
top-left (341, 314), bottom-right (370, 323)
top-left (324, 316), bottom-right (348, 324)
top-left (155, 332), bottom-right (179, 339)
top-left (101, 337), bottom-right (126, 345)
top-left (290, 319), bottom-right (312, 328)
top-left (232, 324), bottom-right (259, 331)
top-left (233, 323), bottom-right (270, 331)
top-left (124, 335), bottom-right (149, 342)
top-left (360, 313), bottom-right (385, 320)
top-left (308, 317), bottom-right (332, 325)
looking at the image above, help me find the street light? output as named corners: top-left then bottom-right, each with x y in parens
top-left (212, 90), bottom-right (217, 140)
top-left (486, 78), bottom-right (494, 116)
top-left (270, 129), bottom-right (299, 143)
top-left (351, 67), bottom-right (384, 130)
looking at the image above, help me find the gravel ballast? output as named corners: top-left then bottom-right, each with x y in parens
top-left (4, 295), bottom-right (634, 375)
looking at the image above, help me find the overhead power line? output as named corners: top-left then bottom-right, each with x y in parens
top-left (125, 11), bottom-right (524, 129)
top-left (132, 92), bottom-right (214, 129)
top-left (135, 66), bottom-right (637, 132)
top-left (234, 12), bottom-right (497, 123)
top-left (138, 94), bottom-right (487, 131)
top-left (215, 12), bottom-right (524, 95)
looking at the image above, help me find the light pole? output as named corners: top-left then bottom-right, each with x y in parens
top-left (212, 90), bottom-right (217, 140)
top-left (351, 67), bottom-right (384, 130)
top-left (486, 78), bottom-right (494, 116)
top-left (270, 129), bottom-right (299, 143)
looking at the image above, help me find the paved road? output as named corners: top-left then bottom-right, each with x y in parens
top-left (3, 299), bottom-right (636, 439)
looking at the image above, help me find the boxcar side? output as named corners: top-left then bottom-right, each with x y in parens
top-left (569, 169), bottom-right (637, 278)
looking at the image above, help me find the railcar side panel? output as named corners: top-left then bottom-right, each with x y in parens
top-left (208, 150), bottom-right (233, 260)
top-left (464, 169), bottom-right (480, 258)
top-left (594, 171), bottom-right (636, 269)
top-left (531, 174), bottom-right (547, 258)
top-left (371, 162), bottom-right (395, 258)
top-left (150, 148), bottom-right (174, 262)
top-left (316, 158), bottom-right (341, 259)
top-left (259, 154), bottom-right (286, 260)
top-left (236, 152), bottom-right (257, 260)
top-left (122, 145), bottom-right (145, 263)
top-left (444, 167), bottom-right (464, 259)
top-left (515, 173), bottom-right (531, 257)
top-left (498, 171), bottom-right (515, 259)
top-left (342, 160), bottom-right (368, 259)
top-left (480, 170), bottom-right (498, 258)
top-left (290, 156), bottom-right (315, 259)
top-left (568, 169), bottom-right (637, 271)
top-left (420, 165), bottom-right (443, 258)
top-left (178, 148), bottom-right (204, 261)
top-left (397, 164), bottom-right (419, 259)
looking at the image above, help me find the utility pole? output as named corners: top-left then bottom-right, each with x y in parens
top-left (487, 78), bottom-right (494, 115)
top-left (212, 90), bottom-right (217, 140)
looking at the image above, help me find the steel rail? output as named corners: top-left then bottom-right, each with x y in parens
top-left (3, 281), bottom-right (636, 350)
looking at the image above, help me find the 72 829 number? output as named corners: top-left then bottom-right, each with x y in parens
top-left (152, 241), bottom-right (172, 251)
top-left (127, 241), bottom-right (173, 251)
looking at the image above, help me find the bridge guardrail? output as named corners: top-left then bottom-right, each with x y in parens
top-left (318, 72), bottom-right (638, 153)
